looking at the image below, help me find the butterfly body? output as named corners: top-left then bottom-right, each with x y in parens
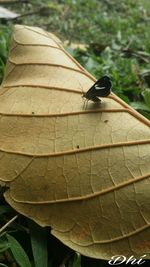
top-left (83, 75), bottom-right (112, 102)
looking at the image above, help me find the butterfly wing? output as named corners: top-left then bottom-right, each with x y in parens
top-left (93, 77), bottom-right (112, 97)
top-left (83, 82), bottom-right (98, 100)
top-left (83, 76), bottom-right (111, 101)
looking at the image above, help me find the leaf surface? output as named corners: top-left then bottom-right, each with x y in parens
top-left (0, 25), bottom-right (150, 259)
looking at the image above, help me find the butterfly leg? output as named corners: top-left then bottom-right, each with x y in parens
top-left (84, 99), bottom-right (89, 109)
top-left (83, 98), bottom-right (88, 110)
top-left (82, 98), bottom-right (86, 110)
top-left (85, 99), bottom-right (89, 109)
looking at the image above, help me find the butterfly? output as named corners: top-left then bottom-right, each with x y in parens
top-left (83, 75), bottom-right (112, 102)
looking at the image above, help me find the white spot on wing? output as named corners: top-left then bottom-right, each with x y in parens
top-left (95, 85), bottom-right (105, 90)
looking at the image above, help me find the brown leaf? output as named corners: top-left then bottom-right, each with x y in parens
top-left (0, 25), bottom-right (150, 259)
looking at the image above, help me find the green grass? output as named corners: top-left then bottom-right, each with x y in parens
top-left (0, 25), bottom-right (11, 84)
top-left (0, 0), bottom-right (150, 266)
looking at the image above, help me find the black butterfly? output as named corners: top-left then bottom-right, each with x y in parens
top-left (83, 75), bottom-right (112, 102)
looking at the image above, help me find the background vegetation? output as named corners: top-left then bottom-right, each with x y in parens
top-left (0, 0), bottom-right (150, 266)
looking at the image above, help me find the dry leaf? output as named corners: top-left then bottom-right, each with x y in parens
top-left (0, 25), bottom-right (150, 259)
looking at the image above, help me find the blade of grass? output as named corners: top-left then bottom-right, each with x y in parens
top-left (0, 238), bottom-right (10, 252)
top-left (28, 219), bottom-right (48, 267)
top-left (69, 253), bottom-right (81, 267)
top-left (0, 264), bottom-right (9, 267)
top-left (0, 215), bottom-right (18, 234)
top-left (6, 234), bottom-right (32, 267)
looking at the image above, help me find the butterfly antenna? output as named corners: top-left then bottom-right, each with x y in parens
top-left (78, 80), bottom-right (85, 95)
top-left (77, 80), bottom-right (88, 109)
